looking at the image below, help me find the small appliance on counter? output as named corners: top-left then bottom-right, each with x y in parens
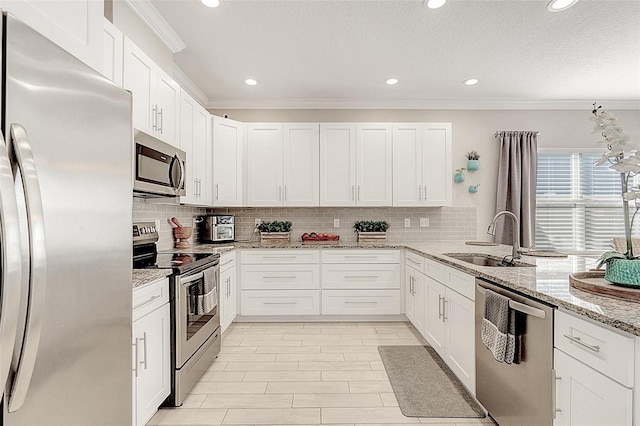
top-left (200, 214), bottom-right (235, 243)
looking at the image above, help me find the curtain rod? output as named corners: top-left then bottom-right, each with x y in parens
top-left (494, 131), bottom-right (540, 137)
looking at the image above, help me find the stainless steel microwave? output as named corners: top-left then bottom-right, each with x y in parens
top-left (133, 130), bottom-right (186, 197)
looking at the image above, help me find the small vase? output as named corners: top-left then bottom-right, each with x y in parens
top-left (467, 159), bottom-right (480, 172)
top-left (454, 172), bottom-right (465, 183)
top-left (468, 185), bottom-right (479, 193)
top-left (604, 258), bottom-right (640, 287)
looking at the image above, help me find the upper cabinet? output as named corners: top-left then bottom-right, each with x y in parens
top-left (246, 123), bottom-right (320, 207)
top-left (102, 18), bottom-right (123, 86)
top-left (0, 0), bottom-right (103, 71)
top-left (393, 123), bottom-right (452, 207)
top-left (212, 116), bottom-right (244, 207)
top-left (320, 123), bottom-right (392, 206)
top-left (180, 89), bottom-right (212, 206)
top-left (123, 37), bottom-right (180, 147)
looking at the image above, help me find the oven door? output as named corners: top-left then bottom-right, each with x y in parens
top-left (214, 224), bottom-right (234, 241)
top-left (175, 265), bottom-right (220, 368)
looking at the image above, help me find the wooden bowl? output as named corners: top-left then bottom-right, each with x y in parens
top-left (173, 226), bottom-right (192, 239)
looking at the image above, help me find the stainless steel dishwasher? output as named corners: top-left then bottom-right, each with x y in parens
top-left (475, 278), bottom-right (555, 426)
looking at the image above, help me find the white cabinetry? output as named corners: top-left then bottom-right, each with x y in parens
top-left (405, 251), bottom-right (426, 335)
top-left (393, 123), bottom-right (452, 206)
top-left (240, 250), bottom-right (320, 315)
top-left (553, 310), bottom-right (635, 426)
top-left (180, 89), bottom-right (212, 205)
top-left (102, 18), bottom-right (123, 86)
top-left (132, 278), bottom-right (171, 426)
top-left (355, 124), bottom-right (393, 206)
top-left (1, 0), bottom-right (103, 71)
top-left (124, 37), bottom-right (180, 146)
top-left (212, 116), bottom-right (243, 206)
top-left (247, 123), bottom-right (319, 206)
top-left (220, 251), bottom-right (237, 333)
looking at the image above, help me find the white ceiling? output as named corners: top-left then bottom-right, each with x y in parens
top-left (150, 0), bottom-right (640, 109)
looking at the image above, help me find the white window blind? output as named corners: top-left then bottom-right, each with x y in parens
top-left (536, 152), bottom-right (640, 254)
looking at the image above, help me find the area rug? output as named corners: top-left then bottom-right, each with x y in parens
top-left (378, 345), bottom-right (485, 418)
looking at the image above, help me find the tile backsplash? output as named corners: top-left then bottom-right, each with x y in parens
top-left (207, 206), bottom-right (477, 243)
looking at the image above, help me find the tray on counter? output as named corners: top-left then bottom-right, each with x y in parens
top-left (569, 270), bottom-right (640, 303)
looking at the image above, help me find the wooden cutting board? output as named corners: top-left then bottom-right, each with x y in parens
top-left (569, 270), bottom-right (640, 303)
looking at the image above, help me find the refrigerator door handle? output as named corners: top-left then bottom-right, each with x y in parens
top-left (6, 124), bottom-right (47, 413)
top-left (0, 130), bottom-right (23, 401)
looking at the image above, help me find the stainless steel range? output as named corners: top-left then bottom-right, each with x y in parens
top-left (133, 222), bottom-right (221, 406)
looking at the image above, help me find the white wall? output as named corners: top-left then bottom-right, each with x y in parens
top-left (208, 108), bottom-right (640, 240)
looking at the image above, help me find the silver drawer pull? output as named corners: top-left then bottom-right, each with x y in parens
top-left (407, 258), bottom-right (421, 264)
top-left (563, 334), bottom-right (600, 353)
top-left (263, 302), bottom-right (297, 305)
top-left (133, 294), bottom-right (161, 310)
top-left (344, 301), bottom-right (378, 304)
top-left (262, 276), bottom-right (296, 279)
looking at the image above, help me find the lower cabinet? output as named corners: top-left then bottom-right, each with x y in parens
top-left (405, 265), bottom-right (425, 335)
top-left (443, 287), bottom-right (475, 393)
top-left (424, 275), bottom-right (446, 355)
top-left (132, 278), bottom-right (171, 426)
top-left (220, 252), bottom-right (237, 333)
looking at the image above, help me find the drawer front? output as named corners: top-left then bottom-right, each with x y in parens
top-left (555, 310), bottom-right (635, 387)
top-left (220, 251), bottom-right (236, 271)
top-left (241, 290), bottom-right (320, 315)
top-left (241, 264), bottom-right (320, 290)
top-left (405, 251), bottom-right (425, 273)
top-left (321, 249), bottom-right (400, 264)
top-left (444, 267), bottom-right (475, 301)
top-left (322, 264), bottom-right (400, 289)
top-left (241, 250), bottom-right (319, 264)
top-left (424, 258), bottom-right (446, 283)
top-left (322, 290), bottom-right (401, 315)
top-left (133, 277), bottom-right (169, 321)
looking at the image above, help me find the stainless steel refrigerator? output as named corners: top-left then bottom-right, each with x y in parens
top-left (0, 12), bottom-right (133, 426)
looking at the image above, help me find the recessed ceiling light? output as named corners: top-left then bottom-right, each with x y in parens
top-left (547, 0), bottom-right (579, 12)
top-left (385, 78), bottom-right (399, 85)
top-left (463, 78), bottom-right (479, 86)
top-left (201, 0), bottom-right (220, 7)
top-left (426, 0), bottom-right (447, 9)
top-left (245, 78), bottom-right (257, 86)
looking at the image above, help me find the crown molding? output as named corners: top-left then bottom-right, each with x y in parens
top-left (125, 0), bottom-right (186, 53)
top-left (206, 98), bottom-right (640, 110)
top-left (173, 66), bottom-right (209, 107)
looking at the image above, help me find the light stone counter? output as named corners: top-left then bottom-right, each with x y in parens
top-left (132, 269), bottom-right (172, 288)
top-left (151, 241), bottom-right (640, 336)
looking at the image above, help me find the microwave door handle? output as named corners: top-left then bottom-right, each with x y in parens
top-left (176, 156), bottom-right (185, 195)
top-left (6, 124), bottom-right (47, 413)
top-left (0, 130), bottom-right (23, 402)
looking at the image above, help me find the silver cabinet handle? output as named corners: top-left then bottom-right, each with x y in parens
top-left (563, 334), bottom-right (600, 353)
top-left (133, 338), bottom-right (139, 377)
top-left (198, 178), bottom-right (201, 197)
top-left (157, 107), bottom-right (164, 134)
top-left (409, 276), bottom-right (413, 295)
top-left (438, 295), bottom-right (443, 320)
top-left (227, 277), bottom-right (231, 298)
top-left (351, 185), bottom-right (355, 201)
top-left (6, 124), bottom-right (47, 413)
top-left (408, 258), bottom-right (421, 265)
top-left (418, 185), bottom-right (422, 201)
top-left (152, 105), bottom-right (157, 131)
top-left (357, 185), bottom-right (361, 201)
top-left (552, 369), bottom-right (561, 418)
top-left (442, 297), bottom-right (448, 321)
top-left (133, 294), bottom-right (161, 310)
top-left (140, 332), bottom-right (148, 369)
top-left (284, 185), bottom-right (288, 202)
top-left (216, 183), bottom-right (219, 200)
top-left (0, 129), bottom-right (23, 403)
top-left (194, 179), bottom-right (198, 197)
top-left (424, 186), bottom-right (427, 200)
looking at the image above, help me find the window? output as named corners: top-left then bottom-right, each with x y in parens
top-left (535, 151), bottom-right (640, 254)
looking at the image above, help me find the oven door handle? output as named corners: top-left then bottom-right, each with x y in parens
top-left (180, 271), bottom-right (204, 286)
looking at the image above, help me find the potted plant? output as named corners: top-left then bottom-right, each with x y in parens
top-left (454, 167), bottom-right (466, 183)
top-left (466, 150), bottom-right (481, 171)
top-left (592, 103), bottom-right (640, 286)
top-left (257, 220), bottom-right (292, 244)
top-left (354, 220), bottom-right (390, 243)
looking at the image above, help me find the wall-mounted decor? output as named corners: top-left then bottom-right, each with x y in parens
top-left (466, 150), bottom-right (480, 171)
top-left (469, 184), bottom-right (480, 194)
top-left (454, 168), bottom-right (466, 183)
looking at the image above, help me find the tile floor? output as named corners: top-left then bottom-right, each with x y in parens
top-left (148, 322), bottom-right (496, 426)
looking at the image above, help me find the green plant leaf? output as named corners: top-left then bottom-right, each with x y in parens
top-left (595, 250), bottom-right (627, 270)
top-left (353, 220), bottom-right (390, 232)
top-left (257, 220), bottom-right (292, 233)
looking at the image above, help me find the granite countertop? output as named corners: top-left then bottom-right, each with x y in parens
top-left (132, 269), bottom-right (172, 289)
top-left (138, 240), bottom-right (640, 337)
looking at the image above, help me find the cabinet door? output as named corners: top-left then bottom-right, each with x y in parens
top-left (392, 124), bottom-right (423, 206)
top-left (284, 123), bottom-right (319, 206)
top-left (413, 272), bottom-right (426, 337)
top-left (422, 123), bottom-right (452, 206)
top-left (155, 69), bottom-right (181, 146)
top-left (212, 116), bottom-right (243, 206)
top-left (102, 18), bottom-right (123, 86)
top-left (179, 91), bottom-right (196, 204)
top-left (0, 0), bottom-right (103, 71)
top-left (320, 123), bottom-right (356, 206)
top-left (220, 266), bottom-right (237, 334)
top-left (192, 104), bottom-right (212, 205)
top-left (247, 123), bottom-right (284, 206)
top-left (444, 289), bottom-right (475, 395)
top-left (424, 276), bottom-right (446, 357)
top-left (123, 38), bottom-right (155, 135)
top-left (405, 267), bottom-right (416, 326)
top-left (554, 349), bottom-right (632, 426)
top-left (356, 123), bottom-right (392, 206)
top-left (134, 304), bottom-right (171, 426)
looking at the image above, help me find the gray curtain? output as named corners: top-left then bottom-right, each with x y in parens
top-left (495, 131), bottom-right (538, 248)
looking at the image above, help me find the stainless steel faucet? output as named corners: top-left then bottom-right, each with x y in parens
top-left (487, 211), bottom-right (521, 259)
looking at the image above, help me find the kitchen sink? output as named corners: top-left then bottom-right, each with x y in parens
top-left (444, 253), bottom-right (536, 268)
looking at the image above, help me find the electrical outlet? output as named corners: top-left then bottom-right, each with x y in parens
top-left (420, 218), bottom-right (430, 227)
top-left (333, 218), bottom-right (340, 228)
top-left (404, 218), bottom-right (411, 228)
top-left (255, 218), bottom-right (261, 226)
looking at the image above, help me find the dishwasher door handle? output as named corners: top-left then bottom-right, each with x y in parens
top-left (477, 285), bottom-right (546, 319)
